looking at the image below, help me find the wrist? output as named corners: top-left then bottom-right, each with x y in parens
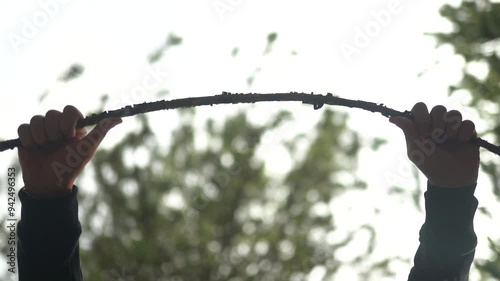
top-left (428, 179), bottom-right (477, 189)
top-left (22, 176), bottom-right (75, 199)
top-left (22, 185), bottom-right (73, 199)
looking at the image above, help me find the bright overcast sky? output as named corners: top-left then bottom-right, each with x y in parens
top-left (1, 0), bottom-right (498, 280)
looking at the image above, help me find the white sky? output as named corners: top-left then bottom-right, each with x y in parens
top-left (1, 0), bottom-right (499, 280)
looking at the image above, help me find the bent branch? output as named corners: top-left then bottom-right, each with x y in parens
top-left (1, 92), bottom-right (499, 156)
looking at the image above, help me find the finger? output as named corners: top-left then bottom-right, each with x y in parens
top-left (60, 105), bottom-right (84, 140)
top-left (444, 110), bottom-right (462, 139)
top-left (45, 110), bottom-right (64, 142)
top-left (411, 102), bottom-right (431, 136)
top-left (457, 120), bottom-right (476, 142)
top-left (80, 118), bottom-right (122, 158)
top-left (18, 124), bottom-right (36, 148)
top-left (389, 116), bottom-right (418, 145)
top-left (429, 105), bottom-right (447, 139)
top-left (30, 115), bottom-right (48, 146)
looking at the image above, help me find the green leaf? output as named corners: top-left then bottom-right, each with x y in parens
top-left (267, 32), bottom-right (278, 44)
top-left (371, 138), bottom-right (387, 151)
top-left (166, 33), bottom-right (183, 46)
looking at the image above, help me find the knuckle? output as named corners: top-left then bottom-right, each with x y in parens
top-left (446, 109), bottom-right (461, 117)
top-left (30, 115), bottom-right (44, 125)
top-left (63, 105), bottom-right (77, 112)
top-left (412, 103), bottom-right (430, 120)
top-left (444, 110), bottom-right (462, 123)
top-left (17, 124), bottom-right (34, 147)
top-left (17, 124), bottom-right (29, 136)
top-left (63, 105), bottom-right (82, 117)
top-left (462, 119), bottom-right (475, 129)
top-left (45, 109), bottom-right (62, 118)
top-left (414, 102), bottom-right (428, 111)
top-left (430, 105), bottom-right (446, 114)
top-left (414, 102), bottom-right (426, 108)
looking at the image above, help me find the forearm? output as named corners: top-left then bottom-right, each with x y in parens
top-left (17, 185), bottom-right (83, 281)
top-left (408, 182), bottom-right (478, 281)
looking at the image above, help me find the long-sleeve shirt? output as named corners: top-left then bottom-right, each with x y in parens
top-left (17, 186), bottom-right (82, 281)
top-left (407, 183), bottom-right (478, 281)
top-left (16, 183), bottom-right (478, 281)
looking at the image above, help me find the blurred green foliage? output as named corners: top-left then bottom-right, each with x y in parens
top-left (77, 105), bottom-right (373, 280)
top-left (149, 33), bottom-right (183, 63)
top-left (3, 3), bottom-right (500, 279)
top-left (69, 32), bottom-right (381, 280)
top-left (433, 0), bottom-right (500, 279)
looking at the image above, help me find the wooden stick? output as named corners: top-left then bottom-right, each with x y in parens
top-left (1, 92), bottom-right (499, 156)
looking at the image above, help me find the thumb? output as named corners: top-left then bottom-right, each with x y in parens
top-left (79, 118), bottom-right (122, 156)
top-left (389, 116), bottom-right (418, 145)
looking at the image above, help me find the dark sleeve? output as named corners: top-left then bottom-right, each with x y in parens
top-left (17, 185), bottom-right (83, 281)
top-left (408, 182), bottom-right (478, 281)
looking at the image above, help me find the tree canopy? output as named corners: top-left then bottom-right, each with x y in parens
top-left (434, 0), bottom-right (500, 279)
top-left (2, 1), bottom-right (500, 280)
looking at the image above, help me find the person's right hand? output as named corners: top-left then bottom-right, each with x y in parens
top-left (17, 105), bottom-right (121, 198)
top-left (389, 102), bottom-right (480, 188)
